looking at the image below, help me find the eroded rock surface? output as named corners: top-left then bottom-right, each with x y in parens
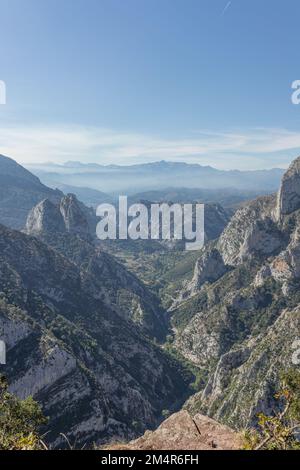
top-left (105, 410), bottom-right (242, 450)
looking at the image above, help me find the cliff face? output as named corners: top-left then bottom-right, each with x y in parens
top-left (187, 306), bottom-right (300, 429)
top-left (25, 195), bottom-right (167, 340)
top-left (276, 156), bottom-right (300, 220)
top-left (0, 224), bottom-right (190, 448)
top-left (25, 199), bottom-right (66, 236)
top-left (172, 156), bottom-right (300, 429)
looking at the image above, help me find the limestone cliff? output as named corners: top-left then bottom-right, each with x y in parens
top-left (172, 156), bottom-right (300, 430)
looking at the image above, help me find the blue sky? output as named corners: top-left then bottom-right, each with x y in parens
top-left (1, 0), bottom-right (300, 169)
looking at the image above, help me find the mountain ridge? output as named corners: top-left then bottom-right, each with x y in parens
top-left (26, 160), bottom-right (284, 194)
top-left (170, 155), bottom-right (300, 430)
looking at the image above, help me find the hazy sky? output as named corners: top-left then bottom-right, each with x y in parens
top-left (1, 0), bottom-right (300, 169)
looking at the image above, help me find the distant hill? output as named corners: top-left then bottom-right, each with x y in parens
top-left (129, 187), bottom-right (270, 209)
top-left (44, 182), bottom-right (113, 208)
top-left (0, 154), bottom-right (62, 229)
top-left (26, 160), bottom-right (285, 195)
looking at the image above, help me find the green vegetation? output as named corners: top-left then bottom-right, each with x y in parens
top-left (106, 246), bottom-right (200, 308)
top-left (243, 369), bottom-right (300, 450)
top-left (0, 376), bottom-right (46, 450)
top-left (164, 338), bottom-right (209, 393)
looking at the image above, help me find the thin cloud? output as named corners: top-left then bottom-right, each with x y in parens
top-left (221, 1), bottom-right (232, 16)
top-left (0, 124), bottom-right (299, 170)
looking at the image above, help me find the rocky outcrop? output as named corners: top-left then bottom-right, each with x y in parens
top-left (185, 306), bottom-right (300, 429)
top-left (187, 245), bottom-right (228, 294)
top-left (218, 195), bottom-right (280, 266)
top-left (59, 194), bottom-right (90, 238)
top-left (105, 410), bottom-right (242, 450)
top-left (177, 194), bottom-right (283, 303)
top-left (25, 199), bottom-right (66, 235)
top-left (179, 158), bottom-right (300, 302)
top-left (254, 225), bottom-right (300, 294)
top-left (25, 194), bottom-right (92, 239)
top-left (174, 311), bottom-right (221, 366)
top-left (276, 156), bottom-right (300, 220)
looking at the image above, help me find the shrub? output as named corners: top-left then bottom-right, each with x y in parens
top-left (0, 375), bottom-right (47, 450)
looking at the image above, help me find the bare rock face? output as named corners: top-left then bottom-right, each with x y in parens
top-left (218, 195), bottom-right (279, 266)
top-left (276, 156), bottom-right (300, 221)
top-left (172, 244), bottom-right (229, 308)
top-left (254, 227), bottom-right (300, 293)
top-left (189, 245), bottom-right (228, 294)
top-left (187, 306), bottom-right (300, 430)
top-left (254, 264), bottom-right (272, 287)
top-left (201, 347), bottom-right (252, 404)
top-left (25, 194), bottom-right (92, 240)
top-left (238, 219), bottom-right (283, 262)
top-left (25, 199), bottom-right (65, 236)
top-left (59, 194), bottom-right (90, 238)
top-left (106, 410), bottom-right (242, 450)
top-left (174, 313), bottom-right (221, 367)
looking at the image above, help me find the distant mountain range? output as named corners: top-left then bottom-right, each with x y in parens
top-left (26, 160), bottom-right (285, 194)
top-left (0, 154), bottom-right (233, 253)
top-left (129, 187), bottom-right (270, 209)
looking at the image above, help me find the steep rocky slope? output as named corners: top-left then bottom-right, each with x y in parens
top-left (0, 154), bottom-right (62, 229)
top-left (24, 195), bottom-right (167, 340)
top-left (185, 305), bottom-right (300, 429)
top-left (0, 224), bottom-right (191, 448)
top-left (171, 156), bottom-right (300, 430)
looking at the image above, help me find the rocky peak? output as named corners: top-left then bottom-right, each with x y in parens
top-left (276, 156), bottom-right (300, 221)
top-left (218, 195), bottom-right (279, 266)
top-left (186, 244), bottom-right (228, 296)
top-left (25, 199), bottom-right (65, 236)
top-left (59, 194), bottom-right (90, 238)
top-left (25, 194), bottom-right (91, 239)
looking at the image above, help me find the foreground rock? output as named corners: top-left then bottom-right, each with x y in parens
top-left (105, 410), bottom-right (242, 450)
